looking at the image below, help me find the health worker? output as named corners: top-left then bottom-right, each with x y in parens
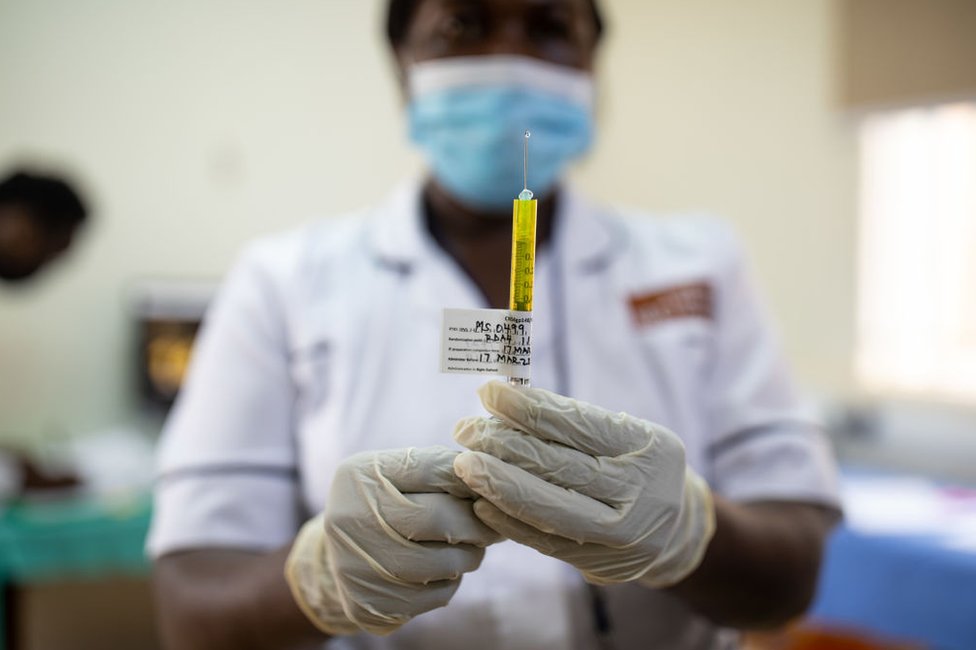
top-left (149, 1), bottom-right (841, 649)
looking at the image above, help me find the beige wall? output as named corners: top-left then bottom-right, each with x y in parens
top-left (839, 0), bottom-right (976, 108)
top-left (0, 0), bottom-right (857, 442)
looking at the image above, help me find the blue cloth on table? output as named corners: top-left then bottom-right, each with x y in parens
top-left (811, 523), bottom-right (976, 650)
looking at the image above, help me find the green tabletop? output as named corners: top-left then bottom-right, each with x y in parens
top-left (0, 491), bottom-right (152, 648)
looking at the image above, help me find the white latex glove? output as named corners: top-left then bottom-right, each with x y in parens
top-left (285, 446), bottom-right (500, 636)
top-left (453, 381), bottom-right (716, 588)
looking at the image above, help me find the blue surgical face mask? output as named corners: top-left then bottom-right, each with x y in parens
top-left (407, 55), bottom-right (595, 213)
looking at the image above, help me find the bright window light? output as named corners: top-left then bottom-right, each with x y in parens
top-left (856, 103), bottom-right (976, 402)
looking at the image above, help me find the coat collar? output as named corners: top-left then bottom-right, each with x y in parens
top-left (366, 179), bottom-right (623, 274)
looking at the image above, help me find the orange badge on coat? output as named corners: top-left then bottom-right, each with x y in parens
top-left (629, 282), bottom-right (713, 328)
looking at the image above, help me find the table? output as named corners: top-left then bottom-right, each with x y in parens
top-left (810, 474), bottom-right (976, 650)
top-left (0, 492), bottom-right (152, 649)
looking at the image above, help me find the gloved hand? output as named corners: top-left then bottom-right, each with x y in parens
top-left (453, 381), bottom-right (716, 588)
top-left (285, 446), bottom-right (500, 636)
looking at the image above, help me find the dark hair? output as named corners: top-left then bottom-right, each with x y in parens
top-left (0, 171), bottom-right (88, 229)
top-left (386, 0), bottom-right (605, 48)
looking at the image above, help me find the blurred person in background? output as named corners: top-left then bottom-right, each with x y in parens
top-left (0, 169), bottom-right (88, 284)
top-left (0, 170), bottom-right (88, 499)
top-left (150, 1), bottom-right (841, 649)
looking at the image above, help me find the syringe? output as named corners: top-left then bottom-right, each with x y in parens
top-left (508, 130), bottom-right (537, 387)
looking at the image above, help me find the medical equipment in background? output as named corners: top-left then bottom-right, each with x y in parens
top-left (509, 131), bottom-right (537, 387)
top-left (129, 280), bottom-right (215, 411)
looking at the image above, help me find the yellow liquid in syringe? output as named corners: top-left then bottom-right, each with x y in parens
top-left (510, 192), bottom-right (537, 312)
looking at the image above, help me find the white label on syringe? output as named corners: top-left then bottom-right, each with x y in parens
top-left (440, 308), bottom-right (532, 379)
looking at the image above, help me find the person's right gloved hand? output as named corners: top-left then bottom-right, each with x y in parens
top-left (285, 446), bottom-right (500, 637)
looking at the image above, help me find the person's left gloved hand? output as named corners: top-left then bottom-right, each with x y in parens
top-left (453, 381), bottom-right (716, 588)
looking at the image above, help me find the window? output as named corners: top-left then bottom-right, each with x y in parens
top-left (856, 103), bottom-right (976, 402)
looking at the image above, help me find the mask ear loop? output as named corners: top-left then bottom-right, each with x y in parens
top-left (394, 52), bottom-right (421, 108)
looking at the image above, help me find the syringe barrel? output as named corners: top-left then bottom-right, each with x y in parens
top-left (509, 198), bottom-right (537, 313)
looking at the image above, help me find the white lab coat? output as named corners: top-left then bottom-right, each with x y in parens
top-left (148, 181), bottom-right (839, 650)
